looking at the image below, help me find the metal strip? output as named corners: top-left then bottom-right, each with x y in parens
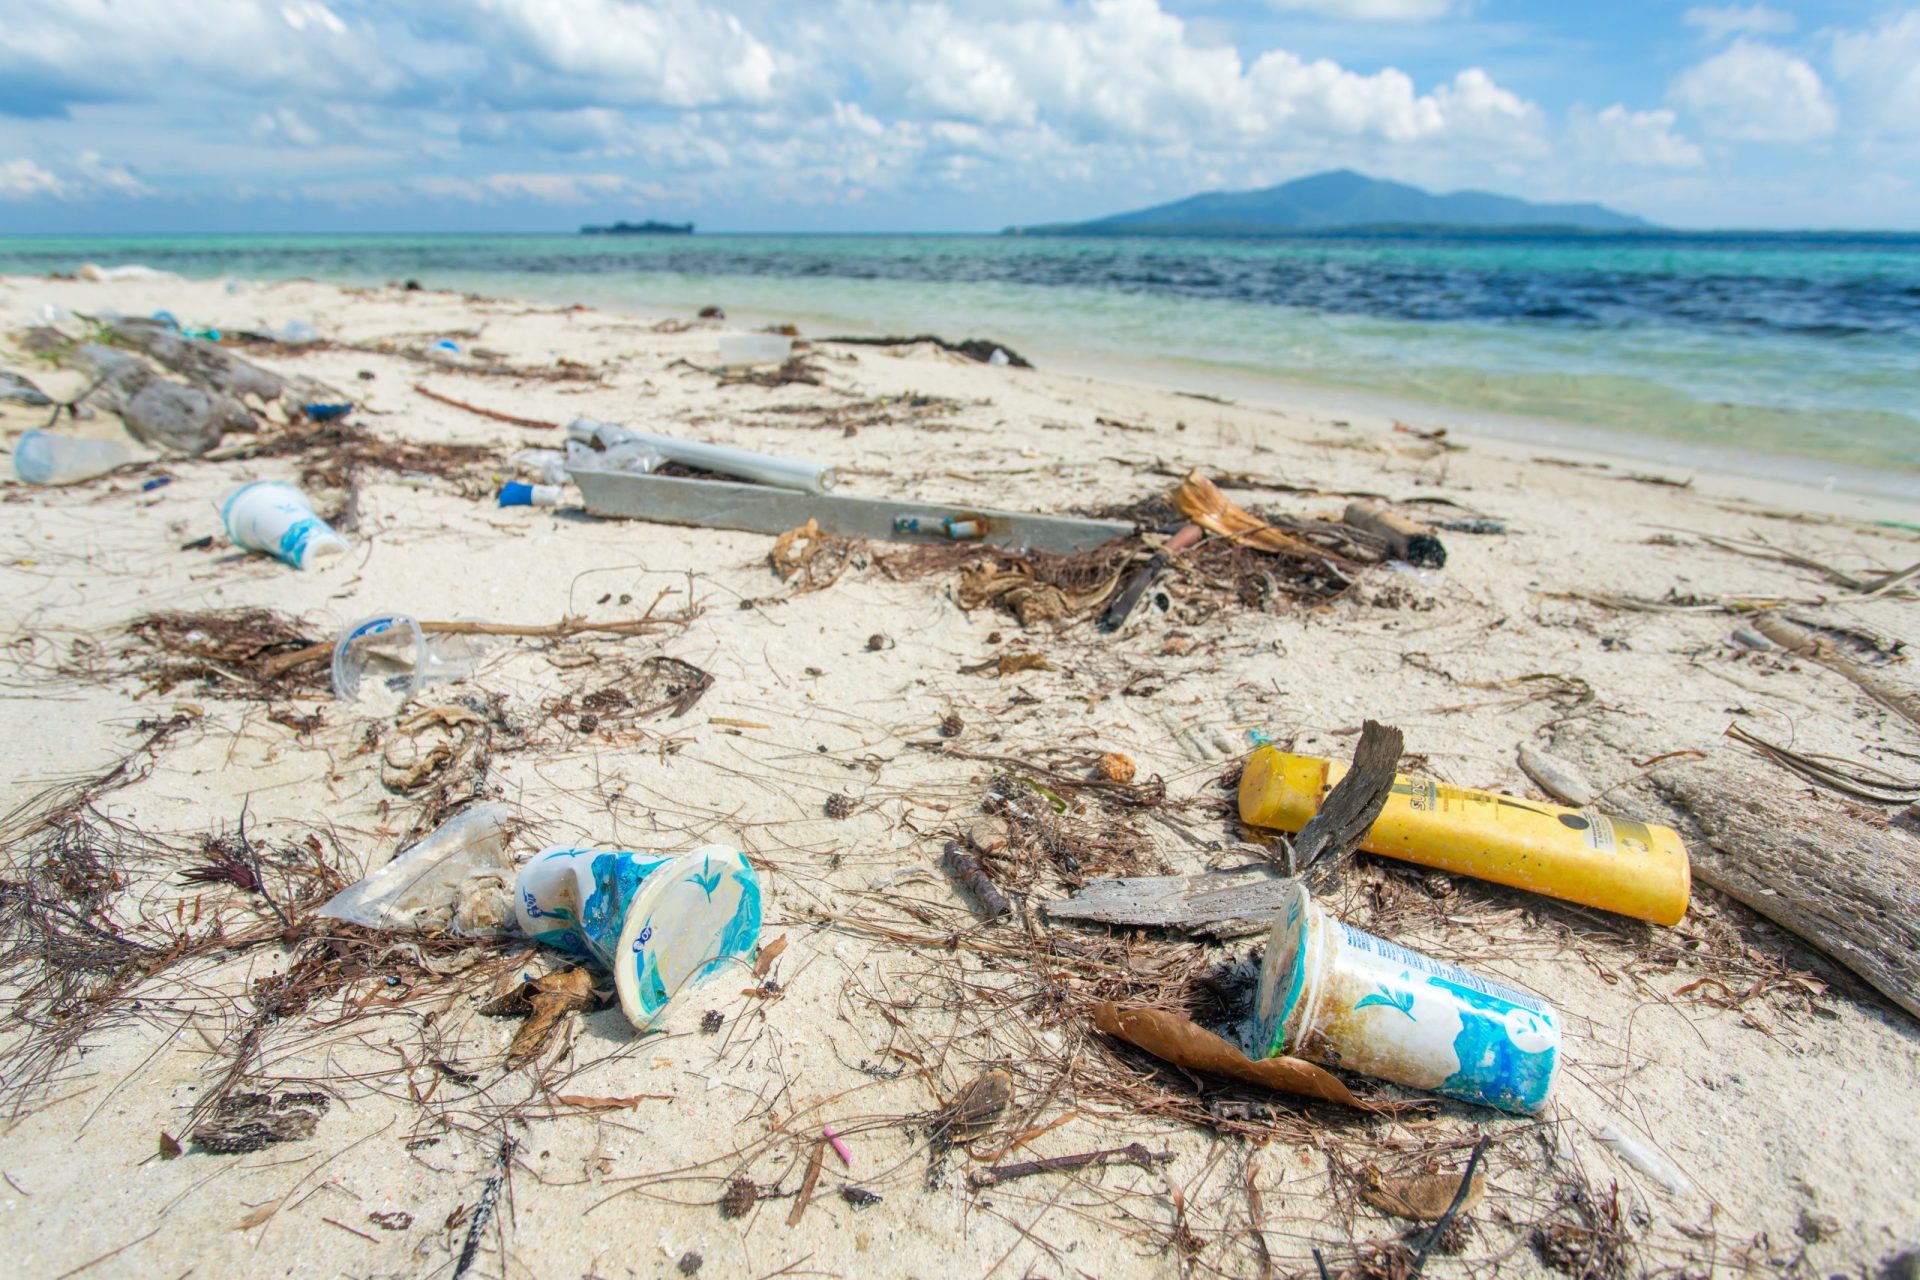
top-left (571, 469), bottom-right (1134, 554)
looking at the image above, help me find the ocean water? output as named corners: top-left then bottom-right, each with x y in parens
top-left (3, 231), bottom-right (1916, 482)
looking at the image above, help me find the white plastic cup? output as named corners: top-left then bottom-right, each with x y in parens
top-left (716, 333), bottom-right (793, 366)
top-left (515, 844), bottom-right (762, 1028)
top-left (220, 480), bottom-right (349, 569)
top-left (1251, 884), bottom-right (1561, 1114)
top-left (12, 430), bottom-right (133, 485)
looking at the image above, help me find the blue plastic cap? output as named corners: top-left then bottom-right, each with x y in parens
top-left (497, 482), bottom-right (534, 507)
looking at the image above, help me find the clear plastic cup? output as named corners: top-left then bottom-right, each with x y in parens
top-left (330, 613), bottom-right (485, 715)
top-left (12, 430), bottom-right (133, 485)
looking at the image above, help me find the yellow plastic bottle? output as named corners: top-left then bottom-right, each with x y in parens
top-left (1239, 747), bottom-right (1691, 925)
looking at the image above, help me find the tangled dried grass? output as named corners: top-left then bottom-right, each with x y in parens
top-left (114, 608), bottom-right (330, 698)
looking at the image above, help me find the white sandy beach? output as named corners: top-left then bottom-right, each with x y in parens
top-left (1, 272), bottom-right (1916, 1280)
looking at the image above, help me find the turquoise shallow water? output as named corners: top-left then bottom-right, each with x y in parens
top-left (3, 231), bottom-right (1916, 475)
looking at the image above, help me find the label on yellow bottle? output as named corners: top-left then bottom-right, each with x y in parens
top-left (1239, 748), bottom-right (1690, 925)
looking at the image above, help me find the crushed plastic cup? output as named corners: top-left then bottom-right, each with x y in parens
top-left (12, 430), bottom-right (133, 485)
top-left (330, 613), bottom-right (484, 715)
top-left (1251, 883), bottom-right (1561, 1114)
top-left (515, 844), bottom-right (761, 1028)
top-left (220, 480), bottom-right (349, 569)
top-left (317, 803), bottom-right (516, 934)
top-left (716, 333), bottom-right (793, 366)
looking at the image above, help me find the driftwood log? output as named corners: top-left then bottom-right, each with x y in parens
top-left (1653, 764), bottom-right (1920, 1021)
top-left (1344, 502), bottom-right (1446, 568)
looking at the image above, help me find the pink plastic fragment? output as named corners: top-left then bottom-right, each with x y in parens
top-left (823, 1125), bottom-right (852, 1168)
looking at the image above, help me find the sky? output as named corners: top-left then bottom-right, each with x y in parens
top-left (2, 1), bottom-right (1917, 234)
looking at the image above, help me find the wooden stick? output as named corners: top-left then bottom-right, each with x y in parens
top-left (968, 1143), bottom-right (1172, 1188)
top-left (941, 840), bottom-right (1010, 919)
top-left (414, 382), bottom-right (559, 430)
top-left (1754, 613), bottom-right (1920, 730)
top-left (785, 1139), bottom-right (826, 1228)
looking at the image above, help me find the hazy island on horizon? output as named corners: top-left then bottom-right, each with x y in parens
top-left (1007, 169), bottom-right (1653, 237)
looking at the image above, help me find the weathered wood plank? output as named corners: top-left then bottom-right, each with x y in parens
top-left (1654, 765), bottom-right (1920, 1022)
top-left (1043, 868), bottom-right (1294, 938)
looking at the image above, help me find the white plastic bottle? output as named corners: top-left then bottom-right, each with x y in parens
top-left (12, 430), bottom-right (133, 485)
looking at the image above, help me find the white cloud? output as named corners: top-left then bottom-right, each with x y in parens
top-left (1832, 9), bottom-right (1920, 138)
top-left (1266, 0), bottom-right (1454, 19)
top-left (0, 152), bottom-right (149, 200)
top-left (0, 0), bottom-right (397, 110)
top-left (411, 170), bottom-right (636, 202)
top-left (1572, 105), bottom-right (1704, 169)
top-left (1670, 39), bottom-right (1836, 141)
top-left (843, 0), bottom-right (1539, 151)
top-left (1682, 5), bottom-right (1795, 43)
top-left (250, 108), bottom-right (326, 148)
top-left (459, 0), bottom-right (786, 109)
top-left (0, 158), bottom-right (66, 199)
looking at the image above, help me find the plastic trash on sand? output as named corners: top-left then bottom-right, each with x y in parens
top-left (12, 430), bottom-right (132, 485)
top-left (220, 480), bottom-right (350, 569)
top-left (716, 333), bottom-right (793, 366)
top-left (330, 613), bottom-right (485, 715)
top-left (1240, 743), bottom-right (1692, 925)
top-left (569, 418), bottom-right (833, 494)
top-left (515, 844), bottom-right (761, 1029)
top-left (317, 804), bottom-right (516, 935)
top-left (1251, 883), bottom-right (1562, 1114)
top-left (498, 482), bottom-right (564, 508)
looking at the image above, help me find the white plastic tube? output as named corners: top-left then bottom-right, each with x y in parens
top-left (568, 418), bottom-right (835, 495)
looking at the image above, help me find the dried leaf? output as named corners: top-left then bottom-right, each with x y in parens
top-left (770, 519), bottom-right (824, 579)
top-left (1093, 1003), bottom-right (1372, 1109)
top-left (554, 1094), bottom-right (671, 1111)
top-left (996, 652), bottom-right (1051, 677)
top-left (158, 1131), bottom-right (183, 1160)
top-left (233, 1197), bottom-right (287, 1231)
top-left (1173, 472), bottom-right (1329, 560)
top-left (487, 968), bottom-right (597, 1067)
top-left (754, 934), bottom-right (789, 978)
top-left (1362, 1170), bottom-right (1486, 1221)
top-left (932, 1068), bottom-right (1013, 1139)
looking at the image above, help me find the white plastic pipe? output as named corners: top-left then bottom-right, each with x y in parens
top-left (567, 418), bottom-right (836, 494)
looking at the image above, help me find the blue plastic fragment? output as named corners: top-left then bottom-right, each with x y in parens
top-left (432, 339), bottom-right (461, 353)
top-left (303, 403), bottom-right (353, 422)
top-left (141, 476), bottom-right (174, 492)
top-left (498, 482), bottom-right (534, 507)
top-left (152, 310), bottom-right (179, 329)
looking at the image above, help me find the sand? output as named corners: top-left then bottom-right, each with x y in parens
top-left (1, 271), bottom-right (1916, 1280)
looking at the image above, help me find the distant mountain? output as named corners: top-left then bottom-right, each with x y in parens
top-left (1007, 169), bottom-right (1653, 236)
